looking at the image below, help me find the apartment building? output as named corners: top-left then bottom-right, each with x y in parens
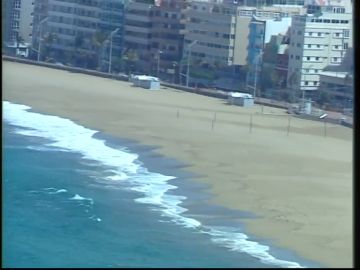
top-left (286, 2), bottom-right (353, 99)
top-left (318, 47), bottom-right (353, 109)
top-left (246, 16), bottom-right (292, 93)
top-left (35, 0), bottom-right (125, 69)
top-left (4, 0), bottom-right (35, 44)
top-left (123, 0), bottom-right (154, 69)
top-left (150, 0), bottom-right (187, 78)
top-left (184, 1), bottom-right (306, 67)
top-left (184, 2), bottom-right (251, 68)
top-left (223, 0), bottom-right (305, 6)
top-left (123, 0), bottom-right (187, 76)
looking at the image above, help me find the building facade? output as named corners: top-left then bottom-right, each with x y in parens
top-left (183, 1), bottom-right (252, 68)
top-left (246, 16), bottom-right (292, 94)
top-left (286, 1), bottom-right (353, 99)
top-left (33, 0), bottom-right (125, 70)
top-left (184, 1), bottom-right (306, 68)
top-left (123, 0), bottom-right (187, 77)
top-left (4, 0), bottom-right (35, 44)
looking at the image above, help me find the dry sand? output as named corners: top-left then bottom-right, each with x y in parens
top-left (3, 61), bottom-right (353, 267)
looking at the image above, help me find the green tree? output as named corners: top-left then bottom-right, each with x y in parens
top-left (92, 31), bottom-right (109, 70)
top-left (42, 33), bottom-right (58, 61)
top-left (122, 49), bottom-right (139, 74)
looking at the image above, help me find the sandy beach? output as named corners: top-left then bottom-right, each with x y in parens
top-left (3, 61), bottom-right (353, 267)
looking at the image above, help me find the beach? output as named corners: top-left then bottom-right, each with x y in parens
top-left (3, 61), bottom-right (353, 267)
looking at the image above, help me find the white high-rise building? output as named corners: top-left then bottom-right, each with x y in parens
top-left (5, 0), bottom-right (35, 44)
top-left (287, 0), bottom-right (352, 98)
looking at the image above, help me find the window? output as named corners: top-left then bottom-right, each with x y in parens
top-left (11, 21), bottom-right (19, 29)
top-left (317, 44), bottom-right (321, 48)
top-left (315, 57), bottom-right (319, 61)
top-left (334, 45), bottom-right (339, 49)
top-left (307, 44), bottom-right (311, 48)
top-left (305, 69), bottom-right (309, 73)
top-left (297, 43), bottom-right (301, 47)
top-left (343, 42), bottom-right (349, 50)
top-left (306, 56), bottom-right (310, 61)
top-left (290, 54), bottom-right (294, 59)
top-left (304, 81), bottom-right (309, 85)
top-left (13, 0), bottom-right (21, 8)
top-left (317, 32), bottom-right (322, 37)
top-left (343, 30), bottom-right (350, 37)
top-left (295, 55), bottom-right (300, 60)
top-left (335, 32), bottom-right (340, 37)
top-left (333, 57), bottom-right (338, 62)
top-left (313, 81), bottom-right (318, 86)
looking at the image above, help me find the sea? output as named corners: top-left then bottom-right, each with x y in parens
top-left (2, 101), bottom-right (320, 268)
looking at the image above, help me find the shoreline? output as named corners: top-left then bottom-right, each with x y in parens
top-left (4, 102), bottom-right (319, 268)
top-left (3, 61), bottom-right (353, 267)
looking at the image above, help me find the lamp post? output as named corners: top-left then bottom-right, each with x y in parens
top-left (253, 50), bottom-right (263, 99)
top-left (108, 28), bottom-right (120, 74)
top-left (157, 50), bottom-right (163, 78)
top-left (172, 61), bottom-right (177, 84)
top-left (37, 17), bottom-right (48, 62)
top-left (186, 40), bottom-right (197, 87)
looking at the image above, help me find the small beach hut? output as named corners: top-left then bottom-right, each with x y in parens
top-left (228, 92), bottom-right (254, 107)
top-left (131, 75), bottom-right (160, 90)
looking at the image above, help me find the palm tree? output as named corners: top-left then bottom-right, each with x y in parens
top-left (42, 33), bottom-right (58, 61)
top-left (92, 30), bottom-right (109, 71)
top-left (74, 33), bottom-right (85, 67)
top-left (15, 35), bottom-right (25, 57)
top-left (122, 49), bottom-right (139, 74)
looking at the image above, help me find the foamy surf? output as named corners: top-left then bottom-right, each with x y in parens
top-left (3, 101), bottom-right (305, 268)
top-left (70, 194), bottom-right (94, 205)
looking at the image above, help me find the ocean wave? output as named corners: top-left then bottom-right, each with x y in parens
top-left (27, 145), bottom-right (69, 152)
top-left (3, 101), bottom-right (304, 268)
top-left (70, 194), bottom-right (94, 205)
top-left (49, 189), bottom-right (68, 194)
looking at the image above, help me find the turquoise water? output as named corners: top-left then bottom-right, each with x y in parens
top-left (3, 101), bottom-right (315, 268)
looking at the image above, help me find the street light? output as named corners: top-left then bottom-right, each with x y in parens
top-left (37, 17), bottom-right (48, 62)
top-left (157, 50), bottom-right (163, 78)
top-left (186, 40), bottom-right (197, 87)
top-left (253, 49), bottom-right (263, 99)
top-left (172, 61), bottom-right (177, 84)
top-left (108, 28), bottom-right (120, 74)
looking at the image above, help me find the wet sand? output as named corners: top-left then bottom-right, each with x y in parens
top-left (3, 61), bottom-right (353, 267)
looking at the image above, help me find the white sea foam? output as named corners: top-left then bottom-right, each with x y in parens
top-left (3, 101), bottom-right (305, 268)
top-left (50, 189), bottom-right (68, 194)
top-left (70, 194), bottom-right (94, 205)
top-left (27, 145), bottom-right (68, 152)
